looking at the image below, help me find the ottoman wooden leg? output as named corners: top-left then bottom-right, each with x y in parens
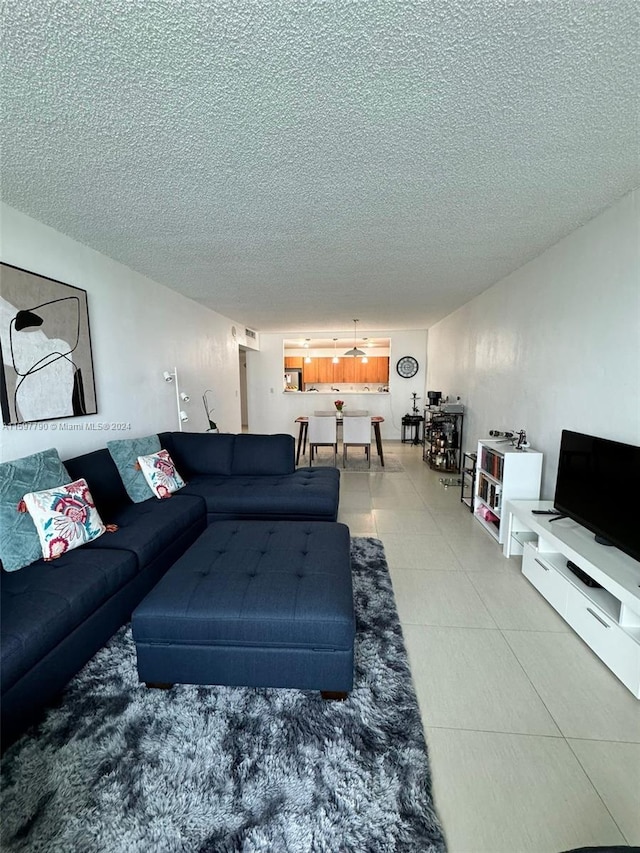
top-left (145, 681), bottom-right (174, 690)
top-left (321, 690), bottom-right (348, 701)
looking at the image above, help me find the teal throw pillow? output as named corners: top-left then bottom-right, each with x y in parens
top-left (107, 434), bottom-right (161, 503)
top-left (0, 447), bottom-right (71, 572)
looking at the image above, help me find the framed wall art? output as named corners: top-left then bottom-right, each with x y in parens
top-left (0, 263), bottom-right (98, 424)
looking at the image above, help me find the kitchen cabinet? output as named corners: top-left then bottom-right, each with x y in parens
top-left (370, 357), bottom-right (389, 384)
top-left (302, 360), bottom-right (320, 384)
top-left (299, 356), bottom-right (389, 386)
top-left (303, 359), bottom-right (337, 385)
top-left (285, 357), bottom-right (303, 369)
top-left (340, 359), bottom-right (356, 384)
top-left (338, 357), bottom-right (389, 385)
top-left (320, 359), bottom-right (337, 384)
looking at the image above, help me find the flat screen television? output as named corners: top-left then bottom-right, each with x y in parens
top-left (554, 430), bottom-right (640, 563)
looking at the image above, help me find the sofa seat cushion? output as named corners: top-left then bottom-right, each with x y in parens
top-left (1, 547), bottom-right (138, 693)
top-left (82, 494), bottom-right (205, 567)
top-left (132, 521), bottom-right (354, 651)
top-left (180, 468), bottom-right (340, 521)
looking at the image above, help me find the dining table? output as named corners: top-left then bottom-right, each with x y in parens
top-left (294, 415), bottom-right (385, 467)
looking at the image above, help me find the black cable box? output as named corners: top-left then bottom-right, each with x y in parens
top-left (566, 560), bottom-right (602, 588)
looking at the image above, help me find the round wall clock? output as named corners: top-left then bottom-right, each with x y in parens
top-left (396, 356), bottom-right (419, 378)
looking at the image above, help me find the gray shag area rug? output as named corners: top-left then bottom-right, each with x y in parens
top-left (1, 538), bottom-right (446, 853)
top-left (298, 453), bottom-right (404, 472)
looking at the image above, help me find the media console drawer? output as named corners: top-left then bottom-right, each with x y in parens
top-left (522, 543), bottom-right (567, 613)
top-left (564, 584), bottom-right (640, 697)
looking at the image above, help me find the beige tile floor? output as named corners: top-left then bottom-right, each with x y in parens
top-left (337, 441), bottom-right (640, 853)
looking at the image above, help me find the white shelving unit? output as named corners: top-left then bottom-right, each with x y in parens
top-left (473, 439), bottom-right (543, 544)
top-left (503, 500), bottom-right (640, 698)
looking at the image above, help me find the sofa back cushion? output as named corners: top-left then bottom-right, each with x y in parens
top-left (0, 448), bottom-right (71, 573)
top-left (64, 449), bottom-right (131, 521)
top-left (159, 432), bottom-right (234, 477)
top-left (230, 434), bottom-right (295, 476)
top-left (158, 433), bottom-right (295, 477)
top-left (107, 435), bottom-right (160, 503)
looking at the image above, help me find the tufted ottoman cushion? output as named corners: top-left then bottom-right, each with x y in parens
top-left (131, 520), bottom-right (355, 695)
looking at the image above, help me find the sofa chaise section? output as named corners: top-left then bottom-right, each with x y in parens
top-left (159, 432), bottom-right (340, 522)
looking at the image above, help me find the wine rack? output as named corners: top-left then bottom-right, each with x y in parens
top-left (423, 410), bottom-right (464, 473)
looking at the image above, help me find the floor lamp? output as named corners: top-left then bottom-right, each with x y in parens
top-left (163, 367), bottom-right (190, 431)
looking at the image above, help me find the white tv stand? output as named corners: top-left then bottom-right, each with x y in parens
top-left (503, 500), bottom-right (640, 699)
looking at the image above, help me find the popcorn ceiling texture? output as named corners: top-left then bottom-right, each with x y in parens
top-left (1, 0), bottom-right (638, 331)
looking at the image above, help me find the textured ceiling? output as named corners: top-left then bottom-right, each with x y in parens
top-left (1, 0), bottom-right (638, 333)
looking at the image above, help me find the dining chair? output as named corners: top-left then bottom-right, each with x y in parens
top-left (308, 415), bottom-right (338, 466)
top-left (342, 415), bottom-right (371, 468)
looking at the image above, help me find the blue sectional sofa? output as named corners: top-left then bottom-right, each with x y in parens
top-left (1, 432), bottom-right (340, 751)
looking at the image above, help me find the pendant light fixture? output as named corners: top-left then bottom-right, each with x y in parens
top-left (344, 319), bottom-right (366, 357)
top-left (332, 338), bottom-right (339, 364)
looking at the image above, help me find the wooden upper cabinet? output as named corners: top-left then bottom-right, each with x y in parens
top-left (302, 360), bottom-right (319, 384)
top-left (354, 358), bottom-right (368, 384)
top-left (339, 358), bottom-right (356, 384)
top-left (285, 356), bottom-right (303, 369)
top-left (372, 357), bottom-right (389, 384)
top-left (293, 355), bottom-right (389, 386)
top-left (356, 356), bottom-right (390, 384)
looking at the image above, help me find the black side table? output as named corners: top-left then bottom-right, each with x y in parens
top-left (461, 451), bottom-right (477, 512)
top-left (401, 415), bottom-right (424, 445)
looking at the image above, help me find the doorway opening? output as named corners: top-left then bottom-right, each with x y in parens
top-left (239, 348), bottom-right (248, 432)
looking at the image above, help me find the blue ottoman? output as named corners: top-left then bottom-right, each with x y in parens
top-left (132, 520), bottom-right (355, 697)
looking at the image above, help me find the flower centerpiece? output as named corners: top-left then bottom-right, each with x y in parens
top-left (334, 399), bottom-right (345, 412)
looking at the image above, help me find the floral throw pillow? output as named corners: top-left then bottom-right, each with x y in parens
top-left (22, 478), bottom-right (106, 561)
top-left (137, 450), bottom-right (185, 499)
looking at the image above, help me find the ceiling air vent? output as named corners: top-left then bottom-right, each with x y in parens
top-left (245, 328), bottom-right (256, 339)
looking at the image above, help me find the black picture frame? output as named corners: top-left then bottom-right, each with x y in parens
top-left (0, 262), bottom-right (98, 424)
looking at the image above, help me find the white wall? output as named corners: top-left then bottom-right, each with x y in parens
top-left (7, 189), bottom-right (635, 474)
top-left (0, 204), bottom-right (244, 462)
top-left (246, 330), bottom-right (429, 441)
top-left (426, 190), bottom-right (640, 497)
